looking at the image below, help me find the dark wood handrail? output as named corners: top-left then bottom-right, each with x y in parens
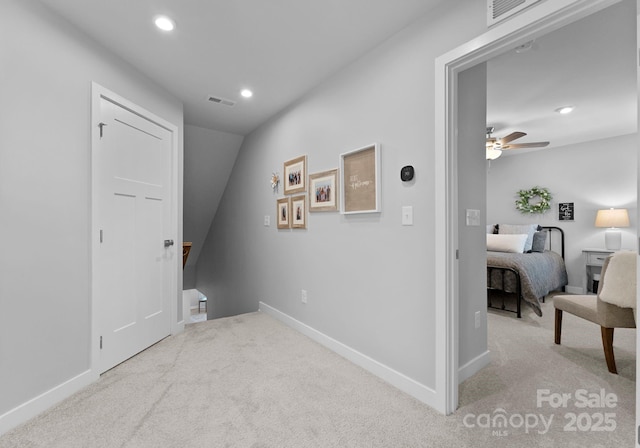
top-left (183, 242), bottom-right (192, 269)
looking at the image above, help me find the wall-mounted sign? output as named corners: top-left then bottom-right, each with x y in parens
top-left (558, 202), bottom-right (574, 221)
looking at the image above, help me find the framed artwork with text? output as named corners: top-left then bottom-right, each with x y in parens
top-left (340, 143), bottom-right (380, 214)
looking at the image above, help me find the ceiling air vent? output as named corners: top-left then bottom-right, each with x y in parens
top-left (207, 95), bottom-right (235, 107)
top-left (487, 0), bottom-right (542, 27)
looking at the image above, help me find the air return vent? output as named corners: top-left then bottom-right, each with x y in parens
top-left (207, 95), bottom-right (236, 107)
top-left (487, 0), bottom-right (542, 27)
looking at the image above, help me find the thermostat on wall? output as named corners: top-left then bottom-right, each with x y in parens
top-left (400, 165), bottom-right (414, 182)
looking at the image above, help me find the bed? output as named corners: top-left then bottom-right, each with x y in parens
top-left (487, 225), bottom-right (568, 318)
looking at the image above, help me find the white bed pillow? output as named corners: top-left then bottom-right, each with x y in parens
top-left (498, 224), bottom-right (538, 252)
top-left (487, 233), bottom-right (528, 253)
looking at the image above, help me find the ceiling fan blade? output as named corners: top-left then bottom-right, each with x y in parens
top-left (503, 141), bottom-right (550, 149)
top-left (499, 131), bottom-right (526, 145)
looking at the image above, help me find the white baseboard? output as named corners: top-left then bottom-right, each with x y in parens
top-left (0, 369), bottom-right (97, 436)
top-left (458, 350), bottom-right (491, 384)
top-left (258, 301), bottom-right (439, 410)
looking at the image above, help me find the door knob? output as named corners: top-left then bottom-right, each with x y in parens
top-left (164, 239), bottom-right (174, 247)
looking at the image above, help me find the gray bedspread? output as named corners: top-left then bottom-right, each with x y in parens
top-left (487, 250), bottom-right (568, 316)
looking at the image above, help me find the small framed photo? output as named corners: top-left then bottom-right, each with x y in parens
top-left (340, 143), bottom-right (381, 214)
top-left (283, 155), bottom-right (307, 195)
top-left (291, 195), bottom-right (307, 229)
top-left (558, 202), bottom-right (574, 221)
top-left (277, 197), bottom-right (291, 229)
top-left (309, 169), bottom-right (339, 212)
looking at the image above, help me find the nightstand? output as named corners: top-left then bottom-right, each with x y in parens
top-left (582, 248), bottom-right (615, 294)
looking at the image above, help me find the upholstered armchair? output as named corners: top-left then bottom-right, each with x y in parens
top-left (554, 252), bottom-right (636, 374)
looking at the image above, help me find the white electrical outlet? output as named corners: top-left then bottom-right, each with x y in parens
top-left (301, 289), bottom-right (307, 304)
top-left (264, 215), bottom-right (270, 226)
top-left (475, 311), bottom-right (481, 329)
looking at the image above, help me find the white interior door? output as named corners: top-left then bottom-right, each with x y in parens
top-left (95, 96), bottom-right (173, 373)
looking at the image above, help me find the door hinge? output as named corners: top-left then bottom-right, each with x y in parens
top-left (456, 249), bottom-right (460, 260)
top-left (98, 122), bottom-right (107, 138)
top-left (100, 336), bottom-right (103, 350)
top-left (100, 229), bottom-right (103, 243)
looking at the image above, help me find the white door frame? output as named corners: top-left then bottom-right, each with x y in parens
top-left (90, 82), bottom-right (182, 375)
top-left (433, 0), bottom-right (624, 415)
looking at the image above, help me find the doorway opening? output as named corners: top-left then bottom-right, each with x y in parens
top-left (434, 0), bottom-right (631, 415)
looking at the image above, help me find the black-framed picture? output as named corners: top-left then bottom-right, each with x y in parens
top-left (558, 202), bottom-right (574, 221)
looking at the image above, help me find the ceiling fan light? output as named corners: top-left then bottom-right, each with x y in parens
top-left (486, 147), bottom-right (502, 160)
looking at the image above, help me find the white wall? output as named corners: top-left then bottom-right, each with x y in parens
top-left (0, 0), bottom-right (183, 428)
top-left (183, 289), bottom-right (206, 309)
top-left (183, 125), bottom-right (243, 288)
top-left (487, 133), bottom-right (637, 292)
top-left (196, 0), bottom-right (487, 393)
top-left (457, 63), bottom-right (490, 377)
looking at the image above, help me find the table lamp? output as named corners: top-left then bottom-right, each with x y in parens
top-left (594, 208), bottom-right (629, 250)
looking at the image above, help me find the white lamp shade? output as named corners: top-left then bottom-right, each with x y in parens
top-left (595, 208), bottom-right (630, 228)
top-left (595, 208), bottom-right (629, 250)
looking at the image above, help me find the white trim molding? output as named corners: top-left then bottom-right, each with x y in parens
top-left (0, 370), bottom-right (96, 436)
top-left (458, 351), bottom-right (491, 384)
top-left (259, 302), bottom-right (439, 409)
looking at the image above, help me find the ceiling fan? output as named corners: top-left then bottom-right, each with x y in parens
top-left (486, 127), bottom-right (550, 160)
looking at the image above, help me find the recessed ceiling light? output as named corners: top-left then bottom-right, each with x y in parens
top-left (555, 106), bottom-right (574, 114)
top-left (154, 16), bottom-right (175, 32)
top-left (240, 89), bottom-right (253, 99)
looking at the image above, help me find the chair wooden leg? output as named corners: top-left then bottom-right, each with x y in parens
top-left (600, 327), bottom-right (617, 374)
top-left (554, 309), bottom-right (563, 345)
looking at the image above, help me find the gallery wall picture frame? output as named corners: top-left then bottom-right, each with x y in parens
top-left (340, 143), bottom-right (381, 214)
top-left (291, 194), bottom-right (307, 229)
top-left (558, 202), bottom-right (574, 221)
top-left (277, 197), bottom-right (291, 229)
top-left (309, 169), bottom-right (339, 212)
top-left (283, 155), bottom-right (307, 195)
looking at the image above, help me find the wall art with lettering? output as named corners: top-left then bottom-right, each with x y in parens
top-left (340, 143), bottom-right (381, 214)
top-left (558, 202), bottom-right (574, 221)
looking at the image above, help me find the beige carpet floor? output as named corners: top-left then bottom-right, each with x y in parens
top-left (0, 294), bottom-right (635, 447)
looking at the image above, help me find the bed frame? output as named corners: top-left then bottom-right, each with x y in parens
top-left (487, 226), bottom-right (565, 318)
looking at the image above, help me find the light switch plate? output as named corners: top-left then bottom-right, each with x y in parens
top-left (402, 206), bottom-right (413, 226)
top-left (466, 209), bottom-right (480, 226)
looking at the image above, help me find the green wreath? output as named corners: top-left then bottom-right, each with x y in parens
top-left (515, 186), bottom-right (552, 214)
